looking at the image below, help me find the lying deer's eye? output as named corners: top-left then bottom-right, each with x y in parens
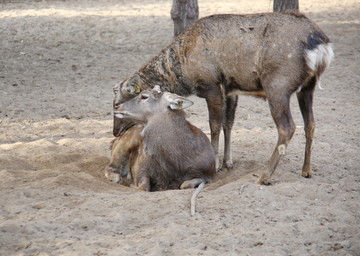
top-left (140, 94), bottom-right (149, 100)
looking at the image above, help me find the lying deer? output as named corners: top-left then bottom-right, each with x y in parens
top-left (109, 86), bottom-right (216, 191)
top-left (113, 12), bottom-right (334, 184)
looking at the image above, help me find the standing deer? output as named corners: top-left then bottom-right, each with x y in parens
top-left (113, 86), bottom-right (216, 191)
top-left (113, 12), bottom-right (334, 184)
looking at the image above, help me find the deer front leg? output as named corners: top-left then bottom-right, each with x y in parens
top-left (135, 174), bottom-right (150, 191)
top-left (131, 146), bottom-right (151, 191)
top-left (109, 155), bottom-right (131, 178)
top-left (205, 86), bottom-right (225, 171)
top-left (104, 167), bottom-right (121, 183)
top-left (223, 95), bottom-right (238, 169)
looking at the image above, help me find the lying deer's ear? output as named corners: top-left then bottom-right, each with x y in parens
top-left (165, 94), bottom-right (193, 110)
top-left (151, 85), bottom-right (162, 98)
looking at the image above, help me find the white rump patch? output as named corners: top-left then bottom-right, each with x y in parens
top-left (305, 43), bottom-right (334, 72)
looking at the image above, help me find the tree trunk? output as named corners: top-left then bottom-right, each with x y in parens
top-left (171, 0), bottom-right (199, 37)
top-left (273, 0), bottom-right (299, 12)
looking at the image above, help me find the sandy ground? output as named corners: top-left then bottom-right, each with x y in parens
top-left (0, 0), bottom-right (359, 255)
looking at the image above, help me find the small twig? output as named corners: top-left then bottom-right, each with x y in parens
top-left (239, 184), bottom-right (248, 195)
top-left (191, 182), bottom-right (205, 216)
top-left (293, 186), bottom-right (300, 192)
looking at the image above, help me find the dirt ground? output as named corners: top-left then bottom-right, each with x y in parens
top-left (0, 0), bottom-right (359, 255)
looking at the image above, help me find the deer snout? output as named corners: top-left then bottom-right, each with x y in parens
top-left (114, 107), bottom-right (126, 118)
top-left (114, 106), bottom-right (130, 119)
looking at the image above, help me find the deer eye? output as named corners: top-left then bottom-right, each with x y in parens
top-left (140, 94), bottom-right (149, 100)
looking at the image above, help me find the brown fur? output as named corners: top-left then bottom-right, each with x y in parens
top-left (104, 124), bottom-right (143, 186)
top-left (113, 12), bottom-right (333, 184)
top-left (114, 88), bottom-right (216, 191)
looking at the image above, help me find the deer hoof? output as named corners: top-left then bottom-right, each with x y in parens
top-left (104, 168), bottom-right (121, 183)
top-left (301, 170), bottom-right (312, 178)
top-left (256, 174), bottom-right (272, 185)
top-left (223, 160), bottom-right (234, 169)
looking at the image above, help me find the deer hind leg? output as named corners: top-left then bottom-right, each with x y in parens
top-left (223, 95), bottom-right (238, 169)
top-left (258, 90), bottom-right (296, 185)
top-left (205, 86), bottom-right (225, 171)
top-left (297, 77), bottom-right (317, 178)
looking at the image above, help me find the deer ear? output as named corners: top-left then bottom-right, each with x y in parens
top-left (165, 93), bottom-right (193, 110)
top-left (151, 85), bottom-right (162, 98)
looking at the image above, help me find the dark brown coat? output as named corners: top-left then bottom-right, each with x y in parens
top-left (113, 12), bottom-right (333, 184)
top-left (113, 87), bottom-right (216, 191)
